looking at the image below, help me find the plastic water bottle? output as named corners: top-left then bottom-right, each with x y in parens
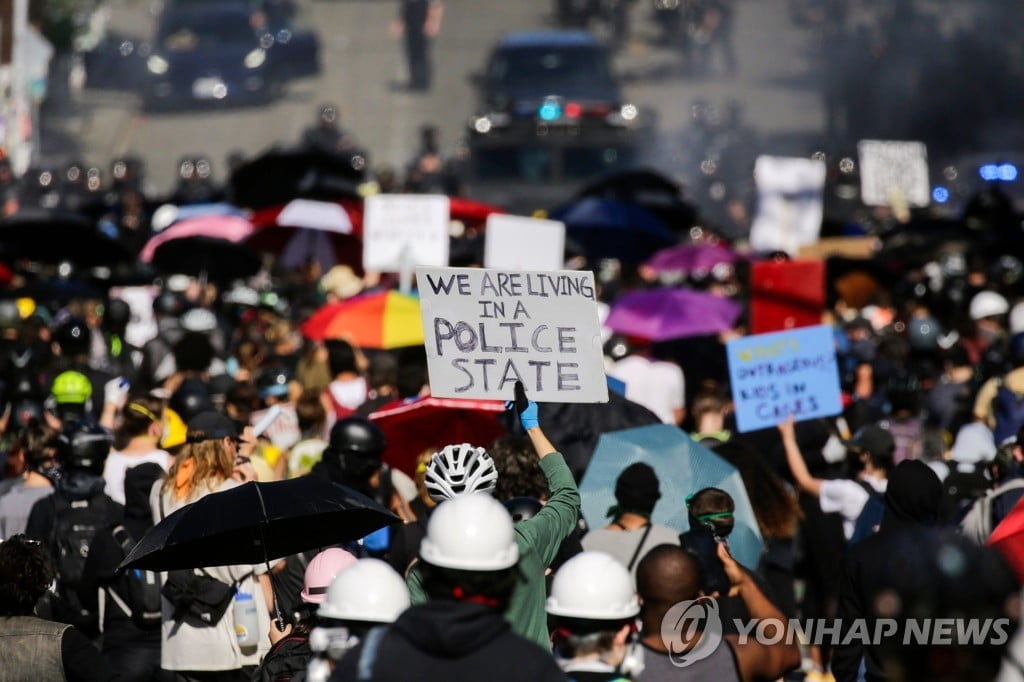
top-left (234, 591), bottom-right (259, 654)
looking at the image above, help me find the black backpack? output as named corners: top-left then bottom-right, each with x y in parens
top-left (105, 525), bottom-right (163, 630)
top-left (848, 480), bottom-right (885, 547)
top-left (49, 494), bottom-right (117, 630)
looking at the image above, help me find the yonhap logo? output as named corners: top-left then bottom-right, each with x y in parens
top-left (661, 596), bottom-right (724, 668)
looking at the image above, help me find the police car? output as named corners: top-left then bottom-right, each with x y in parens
top-left (467, 30), bottom-right (650, 137)
top-left (464, 30), bottom-right (653, 212)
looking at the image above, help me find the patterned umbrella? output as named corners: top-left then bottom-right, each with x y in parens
top-left (299, 290), bottom-right (423, 349)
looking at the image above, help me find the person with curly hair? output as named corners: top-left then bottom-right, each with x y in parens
top-left (0, 534), bottom-right (116, 680)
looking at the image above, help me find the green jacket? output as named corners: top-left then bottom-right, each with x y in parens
top-left (407, 451), bottom-right (581, 649)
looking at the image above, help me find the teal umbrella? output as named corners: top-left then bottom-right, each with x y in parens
top-left (579, 424), bottom-right (764, 570)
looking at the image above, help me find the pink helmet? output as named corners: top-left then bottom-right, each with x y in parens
top-left (301, 548), bottom-right (358, 604)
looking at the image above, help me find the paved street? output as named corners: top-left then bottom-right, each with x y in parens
top-left (53, 0), bottom-right (824, 198)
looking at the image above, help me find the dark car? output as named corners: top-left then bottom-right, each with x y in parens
top-left (468, 30), bottom-right (650, 136)
top-left (139, 2), bottom-right (317, 110)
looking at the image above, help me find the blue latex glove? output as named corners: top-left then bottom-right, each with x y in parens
top-left (505, 380), bottom-right (539, 430)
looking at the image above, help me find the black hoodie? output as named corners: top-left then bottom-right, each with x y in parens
top-left (331, 601), bottom-right (564, 682)
top-left (831, 461), bottom-right (1014, 682)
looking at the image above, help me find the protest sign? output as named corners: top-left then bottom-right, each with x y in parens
top-left (363, 194), bottom-right (450, 271)
top-left (749, 156), bottom-right (827, 257)
top-left (484, 214), bottom-right (566, 271)
top-left (726, 324), bottom-right (841, 433)
top-left (109, 285), bottom-right (158, 348)
top-left (416, 266), bottom-right (609, 403)
top-left (857, 140), bottom-right (930, 208)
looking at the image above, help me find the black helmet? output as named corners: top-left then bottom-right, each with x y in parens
top-left (504, 496), bottom-right (543, 524)
top-left (104, 299), bottom-right (132, 332)
top-left (169, 378), bottom-right (213, 423)
top-left (328, 417), bottom-right (386, 456)
top-left (58, 420), bottom-right (113, 474)
top-left (54, 317), bottom-right (91, 356)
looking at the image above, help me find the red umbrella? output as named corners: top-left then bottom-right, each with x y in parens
top-left (448, 197), bottom-right (504, 229)
top-left (988, 493), bottom-right (1024, 581)
top-left (247, 199), bottom-right (364, 273)
top-left (369, 396), bottom-right (507, 476)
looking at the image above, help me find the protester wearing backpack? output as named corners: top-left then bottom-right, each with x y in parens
top-left (79, 462), bottom-right (165, 682)
top-left (25, 420), bottom-right (124, 638)
top-left (780, 418), bottom-right (893, 543)
top-left (962, 428), bottom-right (1024, 544)
top-left (942, 422), bottom-right (996, 523)
top-left (973, 331), bottom-right (1024, 444)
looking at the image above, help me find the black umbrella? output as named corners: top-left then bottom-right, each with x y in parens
top-left (149, 236), bottom-right (262, 282)
top-left (0, 208), bottom-right (133, 266)
top-left (120, 476), bottom-right (398, 572)
top-left (574, 168), bottom-right (699, 234)
top-left (228, 148), bottom-right (364, 210)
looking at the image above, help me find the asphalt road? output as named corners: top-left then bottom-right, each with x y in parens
top-left (56, 0), bottom-right (824, 199)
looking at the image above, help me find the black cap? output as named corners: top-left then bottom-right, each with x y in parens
top-left (844, 424), bottom-right (895, 457)
top-left (187, 411), bottom-right (238, 443)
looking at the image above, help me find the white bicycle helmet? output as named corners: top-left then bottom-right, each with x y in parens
top-left (424, 443), bottom-right (498, 502)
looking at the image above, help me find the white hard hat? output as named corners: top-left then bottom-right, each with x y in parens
top-left (969, 291), bottom-right (1009, 321)
top-left (419, 494), bottom-right (519, 571)
top-left (546, 551), bottom-right (640, 621)
top-left (317, 558), bottom-right (410, 623)
top-left (1010, 302), bottom-right (1024, 335)
top-left (424, 443), bottom-right (498, 502)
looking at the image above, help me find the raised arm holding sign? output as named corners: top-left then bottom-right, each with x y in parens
top-left (416, 266), bottom-right (609, 403)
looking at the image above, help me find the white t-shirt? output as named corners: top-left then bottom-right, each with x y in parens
top-left (820, 475), bottom-right (887, 540)
top-left (150, 478), bottom-right (272, 672)
top-left (609, 355), bottom-right (685, 424)
top-left (103, 449), bottom-right (173, 505)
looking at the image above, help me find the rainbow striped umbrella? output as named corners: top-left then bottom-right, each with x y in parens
top-left (300, 291), bottom-right (423, 349)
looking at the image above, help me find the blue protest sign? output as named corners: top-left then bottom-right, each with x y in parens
top-left (726, 324), bottom-right (842, 433)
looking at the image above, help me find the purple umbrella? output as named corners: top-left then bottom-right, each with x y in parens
top-left (606, 288), bottom-right (743, 341)
top-left (644, 243), bottom-right (745, 274)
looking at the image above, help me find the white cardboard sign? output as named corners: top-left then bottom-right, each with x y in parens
top-left (750, 155), bottom-right (827, 257)
top-left (362, 194), bottom-right (450, 271)
top-left (484, 214), bottom-right (566, 271)
top-left (109, 285), bottom-right (158, 348)
top-left (416, 266), bottom-right (609, 403)
top-left (857, 140), bottom-right (930, 208)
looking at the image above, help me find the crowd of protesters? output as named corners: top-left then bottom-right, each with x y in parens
top-left (0, 217), bottom-right (1022, 682)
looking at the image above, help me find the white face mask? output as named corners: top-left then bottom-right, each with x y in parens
top-left (823, 434), bottom-right (847, 464)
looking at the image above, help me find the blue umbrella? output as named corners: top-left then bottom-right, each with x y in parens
top-left (549, 197), bottom-right (678, 263)
top-left (578, 424), bottom-right (764, 570)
